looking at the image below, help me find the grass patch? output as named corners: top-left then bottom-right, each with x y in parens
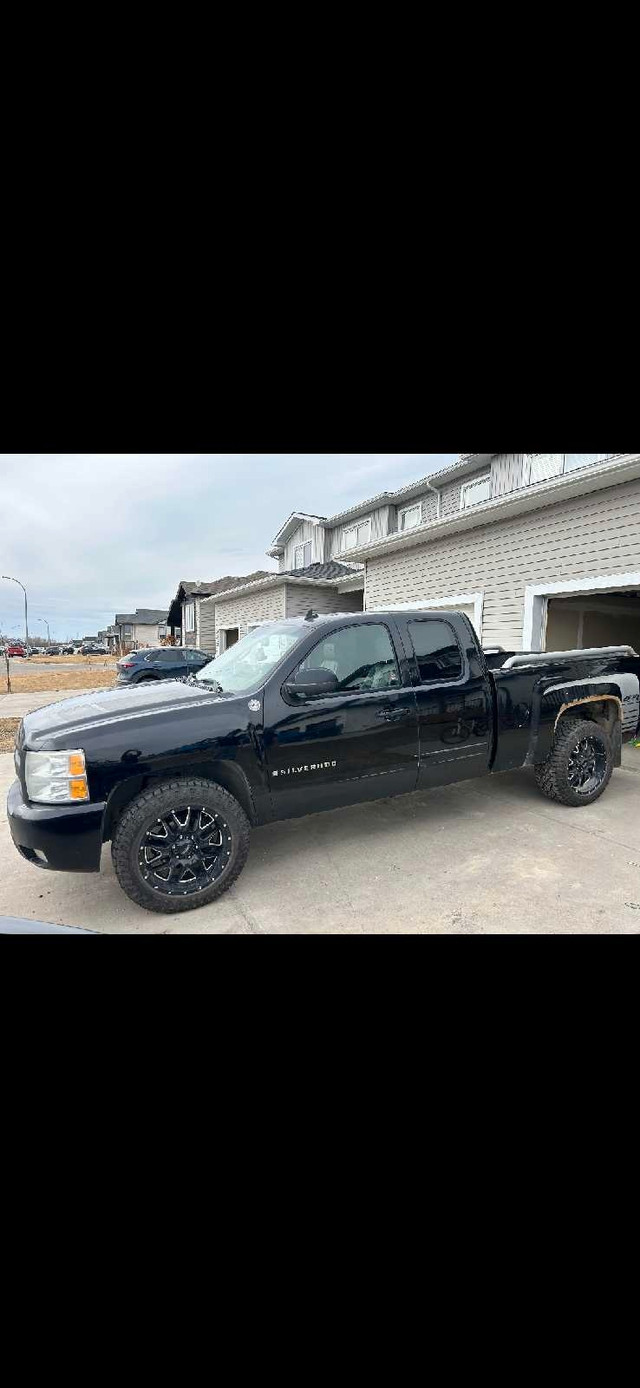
top-left (30, 654), bottom-right (116, 665)
top-left (7, 670), bottom-right (117, 694)
top-left (0, 718), bottom-right (21, 753)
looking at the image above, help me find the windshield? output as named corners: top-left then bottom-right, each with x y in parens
top-left (195, 622), bottom-right (303, 695)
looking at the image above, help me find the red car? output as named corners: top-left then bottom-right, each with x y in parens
top-left (6, 642), bottom-right (26, 657)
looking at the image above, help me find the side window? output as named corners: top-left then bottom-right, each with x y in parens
top-left (153, 648), bottom-right (181, 664)
top-left (408, 620), bottom-right (463, 684)
top-left (296, 624), bottom-right (400, 694)
top-left (185, 649), bottom-right (204, 665)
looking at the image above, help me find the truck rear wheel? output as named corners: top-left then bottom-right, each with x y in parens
top-left (535, 717), bottom-right (614, 807)
top-left (111, 777), bottom-right (251, 913)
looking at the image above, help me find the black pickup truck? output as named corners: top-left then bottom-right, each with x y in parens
top-left (7, 610), bottom-right (640, 914)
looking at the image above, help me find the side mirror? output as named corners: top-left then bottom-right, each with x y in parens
top-left (283, 667), bottom-right (339, 700)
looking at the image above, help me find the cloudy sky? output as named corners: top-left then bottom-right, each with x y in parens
top-left (0, 453), bottom-right (457, 640)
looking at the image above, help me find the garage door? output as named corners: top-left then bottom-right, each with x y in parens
top-left (429, 601), bottom-right (476, 630)
top-left (369, 599), bottom-right (481, 637)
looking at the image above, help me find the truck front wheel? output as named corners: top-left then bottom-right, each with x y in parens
top-left (535, 717), bottom-right (614, 807)
top-left (111, 777), bottom-right (251, 913)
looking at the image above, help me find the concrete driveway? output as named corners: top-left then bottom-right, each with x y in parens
top-left (3, 749), bottom-right (640, 933)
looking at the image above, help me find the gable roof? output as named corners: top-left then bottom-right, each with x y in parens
top-left (115, 608), bottom-right (167, 625)
top-left (269, 513), bottom-right (327, 549)
top-left (210, 560), bottom-right (362, 605)
top-left (280, 561), bottom-right (357, 582)
top-left (167, 572), bottom-right (273, 627)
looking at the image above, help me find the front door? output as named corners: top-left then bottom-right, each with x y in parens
top-left (263, 619), bottom-right (419, 819)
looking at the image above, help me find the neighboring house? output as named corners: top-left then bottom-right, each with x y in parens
top-left (167, 575), bottom-right (272, 652)
top-left (209, 561), bottom-right (364, 651)
top-left (114, 608), bottom-right (169, 651)
top-left (336, 452), bottom-right (640, 652)
top-left (206, 510), bottom-right (370, 650)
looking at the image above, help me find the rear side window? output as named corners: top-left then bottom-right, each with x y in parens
top-left (152, 649), bottom-right (182, 664)
top-left (185, 649), bottom-right (205, 665)
top-left (408, 620), bottom-right (463, 684)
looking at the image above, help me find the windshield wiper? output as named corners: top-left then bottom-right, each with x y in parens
top-left (199, 677), bottom-right (224, 693)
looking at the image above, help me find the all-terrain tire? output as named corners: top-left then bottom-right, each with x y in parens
top-left (534, 717), bottom-right (613, 807)
top-left (111, 777), bottom-right (251, 913)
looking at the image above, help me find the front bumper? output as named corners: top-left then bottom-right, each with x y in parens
top-left (7, 778), bottom-right (106, 873)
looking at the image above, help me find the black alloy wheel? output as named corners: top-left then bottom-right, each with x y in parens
top-left (111, 777), bottom-right (251, 913)
top-left (535, 716), bottom-right (614, 807)
top-left (139, 804), bottom-right (233, 896)
top-left (567, 735), bottom-right (608, 796)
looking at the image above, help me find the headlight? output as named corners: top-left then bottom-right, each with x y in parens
top-left (25, 750), bottom-right (89, 804)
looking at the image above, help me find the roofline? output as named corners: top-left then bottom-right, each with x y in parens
top-left (267, 459), bottom-right (493, 548)
top-left (319, 456), bottom-right (498, 528)
top-left (269, 511), bottom-right (327, 547)
top-left (341, 453), bottom-right (640, 560)
top-left (204, 572), bottom-right (362, 604)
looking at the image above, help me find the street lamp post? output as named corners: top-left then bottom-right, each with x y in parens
top-left (39, 617), bottom-right (51, 646)
top-left (2, 575), bottom-right (29, 654)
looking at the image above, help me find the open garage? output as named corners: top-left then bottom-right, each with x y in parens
top-left (546, 590), bottom-right (640, 652)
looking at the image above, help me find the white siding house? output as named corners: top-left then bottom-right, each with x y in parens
top-left (342, 453), bottom-right (640, 652)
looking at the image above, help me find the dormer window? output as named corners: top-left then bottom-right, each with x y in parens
top-left (524, 453), bottom-right (616, 485)
top-left (294, 541), bottom-right (312, 569)
top-left (460, 474), bottom-right (492, 509)
top-left (399, 503), bottom-right (422, 532)
top-left (343, 518), bottom-right (372, 551)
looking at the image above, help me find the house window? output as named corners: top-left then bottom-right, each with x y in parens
top-left (523, 453), bottom-right (616, 485)
top-left (399, 503), bottom-right (422, 532)
top-left (523, 454), bottom-right (564, 486)
top-left (184, 602), bottom-right (195, 631)
top-left (460, 475), bottom-right (492, 510)
top-left (343, 518), bottom-right (372, 551)
top-left (294, 541), bottom-right (312, 569)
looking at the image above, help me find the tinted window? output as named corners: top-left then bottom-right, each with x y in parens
top-left (408, 620), bottom-right (463, 683)
top-left (297, 623), bottom-right (400, 694)
top-left (185, 649), bottom-right (205, 665)
top-left (151, 649), bottom-right (183, 665)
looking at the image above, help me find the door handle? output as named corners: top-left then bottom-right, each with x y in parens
top-left (376, 707), bottom-right (411, 722)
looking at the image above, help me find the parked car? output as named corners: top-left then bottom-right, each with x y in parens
top-left (81, 643), bottom-right (108, 655)
top-left (7, 611), bottom-right (640, 916)
top-left (47, 646), bottom-right (61, 656)
top-left (6, 642), bottom-right (27, 657)
top-left (62, 645), bottom-right (75, 655)
top-left (115, 646), bottom-right (210, 685)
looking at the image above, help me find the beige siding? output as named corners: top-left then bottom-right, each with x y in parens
top-left (214, 585), bottom-right (286, 642)
top-left (282, 521), bottom-right (325, 571)
top-left (365, 476), bottom-right (640, 650)
top-left (199, 600), bottom-right (216, 654)
top-left (131, 622), bottom-right (160, 647)
top-left (284, 584), bottom-right (363, 618)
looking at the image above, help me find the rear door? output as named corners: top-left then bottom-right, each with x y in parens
top-left (264, 618), bottom-right (419, 819)
top-left (146, 648), bottom-right (187, 679)
top-left (395, 615), bottom-right (493, 788)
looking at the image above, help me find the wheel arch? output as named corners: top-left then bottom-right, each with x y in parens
top-left (102, 759), bottom-right (257, 841)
